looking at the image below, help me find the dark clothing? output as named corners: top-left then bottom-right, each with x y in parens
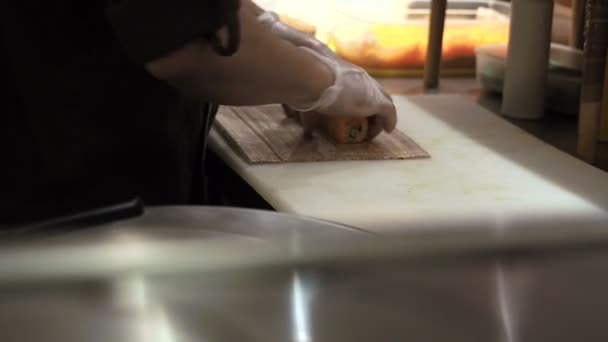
top-left (0, 1), bottom-right (240, 225)
top-left (107, 0), bottom-right (241, 63)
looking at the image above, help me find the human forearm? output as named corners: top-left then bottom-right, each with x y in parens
top-left (145, 4), bottom-right (332, 107)
top-left (145, 1), bottom-right (397, 134)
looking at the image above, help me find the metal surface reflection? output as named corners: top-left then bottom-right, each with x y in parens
top-left (2, 207), bottom-right (608, 341)
top-left (496, 262), bottom-right (517, 342)
top-left (112, 275), bottom-right (176, 342)
top-left (494, 213), bottom-right (518, 342)
top-left (291, 271), bottom-right (314, 342)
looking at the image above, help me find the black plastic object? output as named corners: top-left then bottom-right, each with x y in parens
top-left (7, 197), bottom-right (144, 237)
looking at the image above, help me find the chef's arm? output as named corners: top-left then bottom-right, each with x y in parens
top-left (145, 4), bottom-right (333, 107)
top-left (242, 0), bottom-right (265, 16)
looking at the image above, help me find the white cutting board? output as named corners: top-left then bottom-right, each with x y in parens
top-left (209, 95), bottom-right (608, 233)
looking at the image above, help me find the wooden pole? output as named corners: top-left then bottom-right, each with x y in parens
top-left (423, 0), bottom-right (447, 90)
top-left (577, 0), bottom-right (608, 163)
top-left (600, 51), bottom-right (608, 142)
top-left (571, 0), bottom-right (587, 49)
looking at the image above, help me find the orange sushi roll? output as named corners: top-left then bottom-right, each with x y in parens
top-left (324, 117), bottom-right (369, 144)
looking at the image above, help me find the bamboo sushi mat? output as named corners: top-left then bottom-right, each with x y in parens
top-left (214, 105), bottom-right (430, 164)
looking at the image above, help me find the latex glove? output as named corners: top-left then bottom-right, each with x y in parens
top-left (257, 11), bottom-right (335, 58)
top-left (257, 10), bottom-right (393, 110)
top-left (288, 47), bottom-right (398, 136)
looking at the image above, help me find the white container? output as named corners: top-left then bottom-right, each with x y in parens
top-left (476, 44), bottom-right (583, 115)
top-left (501, 0), bottom-right (554, 119)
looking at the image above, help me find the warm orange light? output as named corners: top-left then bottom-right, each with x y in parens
top-left (330, 19), bottom-right (509, 70)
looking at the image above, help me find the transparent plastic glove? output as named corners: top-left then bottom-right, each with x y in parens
top-left (257, 11), bottom-right (393, 110)
top-left (288, 47), bottom-right (397, 136)
top-left (257, 11), bottom-right (336, 58)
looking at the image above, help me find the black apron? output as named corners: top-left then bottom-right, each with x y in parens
top-left (0, 5), bottom-right (208, 225)
top-left (0, 1), bottom-right (239, 226)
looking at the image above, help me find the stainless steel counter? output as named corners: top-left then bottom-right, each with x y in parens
top-left (1, 205), bottom-right (608, 342)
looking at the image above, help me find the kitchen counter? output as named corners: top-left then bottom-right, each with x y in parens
top-left (208, 87), bottom-right (608, 233)
top-left (380, 78), bottom-right (608, 171)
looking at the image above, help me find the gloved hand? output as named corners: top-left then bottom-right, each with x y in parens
top-left (287, 47), bottom-right (398, 137)
top-left (257, 11), bottom-right (335, 58)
